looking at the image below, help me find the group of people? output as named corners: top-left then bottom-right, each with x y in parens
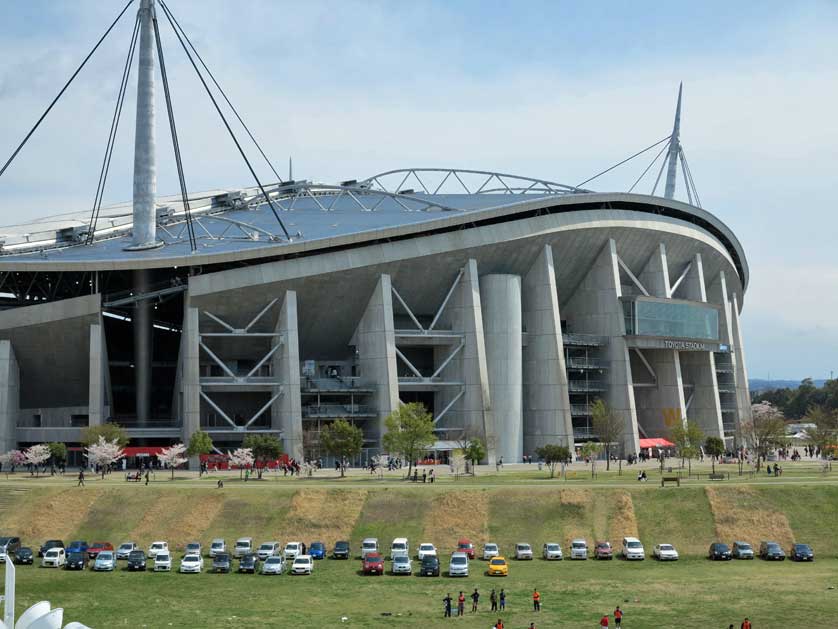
top-left (410, 468), bottom-right (435, 483)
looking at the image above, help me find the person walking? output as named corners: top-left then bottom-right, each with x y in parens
top-left (470, 588), bottom-right (480, 613)
top-left (600, 613), bottom-right (610, 627)
top-left (614, 606), bottom-right (622, 627)
top-left (532, 588), bottom-right (541, 612)
top-left (145, 470), bottom-right (150, 486)
top-left (77, 469), bottom-right (85, 487)
top-left (490, 589), bottom-right (498, 612)
top-left (443, 593), bottom-right (452, 618)
top-left (457, 592), bottom-right (465, 617)
top-left (499, 589), bottom-right (506, 612)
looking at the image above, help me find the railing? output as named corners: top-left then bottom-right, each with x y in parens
top-left (723, 422), bottom-right (737, 433)
top-left (568, 380), bottom-right (607, 392)
top-left (573, 427), bottom-right (598, 440)
top-left (566, 358), bottom-right (606, 369)
top-left (107, 418), bottom-right (182, 428)
top-left (562, 333), bottom-right (606, 347)
top-left (302, 404), bottom-right (375, 418)
top-left (570, 404), bottom-right (592, 416)
top-left (301, 377), bottom-right (373, 391)
top-left (720, 405), bottom-right (738, 413)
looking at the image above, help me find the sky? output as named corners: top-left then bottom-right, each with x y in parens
top-left (0, 0), bottom-right (836, 381)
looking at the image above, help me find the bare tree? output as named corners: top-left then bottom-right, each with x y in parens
top-left (742, 402), bottom-right (787, 470)
top-left (591, 399), bottom-right (622, 471)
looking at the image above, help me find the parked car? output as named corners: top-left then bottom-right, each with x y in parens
top-left (708, 543), bottom-right (732, 560)
top-left (42, 547), bottom-right (66, 568)
top-left (211, 553), bottom-right (231, 573)
top-left (148, 541), bottom-right (169, 559)
top-left (0, 536), bottom-right (22, 563)
top-left (653, 543), bottom-right (679, 561)
top-left (333, 541), bottom-right (350, 560)
top-left (448, 552), bottom-right (469, 577)
top-left (391, 555), bottom-right (412, 575)
top-left (543, 543), bottom-right (563, 560)
top-left (238, 553), bottom-right (260, 573)
top-left (116, 542), bottom-right (138, 560)
top-left (14, 547), bottom-right (34, 565)
top-left (515, 543), bottom-right (533, 560)
top-left (420, 554), bottom-right (440, 576)
top-left (88, 542), bottom-right (114, 560)
top-left (456, 539), bottom-right (475, 559)
top-left (66, 541), bottom-right (89, 557)
top-left (65, 552), bottom-right (87, 571)
top-left (127, 550), bottom-right (147, 571)
top-left (790, 543), bottom-right (814, 562)
top-left (594, 542), bottom-right (613, 560)
top-left (362, 552), bottom-right (384, 575)
top-left (361, 538), bottom-right (379, 559)
top-left (261, 556), bottom-right (285, 575)
top-left (154, 552), bottom-right (172, 572)
top-left (93, 551), bottom-right (116, 572)
top-left (291, 555), bottom-right (314, 575)
top-left (759, 541), bottom-right (786, 561)
top-left (233, 538), bottom-right (253, 558)
top-left (621, 537), bottom-right (645, 561)
top-left (284, 541), bottom-right (303, 561)
top-left (184, 542), bottom-right (202, 557)
top-left (487, 556), bottom-right (509, 577)
top-left (179, 554), bottom-right (204, 573)
top-left (483, 543), bottom-right (500, 560)
top-left (732, 541), bottom-right (754, 560)
top-left (209, 539), bottom-right (226, 558)
top-left (390, 537), bottom-right (409, 559)
top-left (257, 541), bottom-right (280, 560)
top-left (39, 540), bottom-right (64, 558)
top-left (417, 543), bottom-right (437, 560)
top-left (570, 539), bottom-right (588, 560)
top-left (309, 541), bottom-right (326, 560)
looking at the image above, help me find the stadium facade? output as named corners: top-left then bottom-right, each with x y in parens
top-left (0, 1), bottom-right (751, 466)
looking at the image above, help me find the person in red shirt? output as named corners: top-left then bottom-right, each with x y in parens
top-left (614, 606), bottom-right (623, 626)
top-left (457, 591), bottom-right (465, 617)
top-left (741, 619), bottom-right (752, 629)
top-left (532, 589), bottom-right (541, 612)
top-left (600, 613), bottom-right (610, 627)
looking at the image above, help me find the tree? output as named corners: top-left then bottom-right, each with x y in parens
top-left (227, 448), bottom-right (254, 479)
top-left (320, 419), bottom-right (363, 477)
top-left (704, 436), bottom-right (725, 473)
top-left (591, 399), bottom-right (622, 471)
top-left (186, 430), bottom-right (213, 458)
top-left (1, 450), bottom-right (26, 473)
top-left (669, 420), bottom-right (704, 474)
top-left (157, 443), bottom-right (189, 479)
top-left (580, 441), bottom-right (602, 479)
top-left (81, 423), bottom-right (129, 448)
top-left (803, 404), bottom-right (838, 456)
top-left (742, 402), bottom-right (787, 469)
top-left (382, 402), bottom-right (436, 479)
top-left (85, 436), bottom-right (125, 478)
top-left (47, 442), bottom-right (67, 468)
top-left (535, 444), bottom-right (572, 479)
top-left (23, 444), bottom-right (51, 476)
top-left (242, 434), bottom-right (283, 478)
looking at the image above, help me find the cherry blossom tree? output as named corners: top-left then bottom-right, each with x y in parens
top-left (85, 436), bottom-right (125, 479)
top-left (156, 443), bottom-right (189, 479)
top-left (23, 444), bottom-right (51, 476)
top-left (227, 447), bottom-right (254, 479)
top-left (1, 450), bottom-right (28, 474)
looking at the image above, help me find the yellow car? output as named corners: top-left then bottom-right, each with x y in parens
top-left (487, 556), bottom-right (509, 576)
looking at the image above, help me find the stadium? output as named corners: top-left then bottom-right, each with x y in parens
top-left (0, 0), bottom-right (751, 467)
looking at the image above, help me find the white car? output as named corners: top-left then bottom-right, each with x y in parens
top-left (448, 552), bottom-right (469, 577)
top-left (515, 543), bottom-right (533, 560)
top-left (291, 554), bottom-right (314, 575)
top-left (417, 543), bottom-right (437, 560)
top-left (148, 541), bottom-right (169, 559)
top-left (622, 537), bottom-right (645, 561)
top-left (542, 543), bottom-right (563, 560)
top-left (93, 551), bottom-right (116, 572)
top-left (184, 542), bottom-right (202, 557)
top-left (284, 541), bottom-right (303, 561)
top-left (116, 542), bottom-right (138, 560)
top-left (154, 552), bottom-right (172, 572)
top-left (361, 538), bottom-right (379, 559)
top-left (179, 554), bottom-right (204, 573)
top-left (41, 548), bottom-right (65, 568)
top-left (261, 556), bottom-right (285, 575)
top-left (653, 543), bottom-right (679, 561)
top-left (391, 555), bottom-right (412, 575)
top-left (209, 539), bottom-right (226, 558)
top-left (482, 543), bottom-right (499, 560)
top-left (570, 539), bottom-right (588, 560)
top-left (390, 537), bottom-right (409, 559)
top-left (257, 541), bottom-right (281, 560)
top-left (234, 538), bottom-right (253, 558)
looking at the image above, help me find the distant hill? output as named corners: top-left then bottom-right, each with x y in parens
top-left (749, 378), bottom-right (827, 392)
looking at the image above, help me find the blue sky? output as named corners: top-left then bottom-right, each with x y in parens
top-left (0, 0), bottom-right (836, 380)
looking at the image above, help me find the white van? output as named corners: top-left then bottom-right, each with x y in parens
top-left (622, 537), bottom-right (645, 560)
top-left (390, 537), bottom-right (409, 559)
top-left (570, 539), bottom-right (588, 560)
top-left (284, 541), bottom-right (303, 560)
top-left (42, 547), bottom-right (66, 568)
top-left (361, 538), bottom-right (379, 559)
top-left (234, 538), bottom-right (253, 558)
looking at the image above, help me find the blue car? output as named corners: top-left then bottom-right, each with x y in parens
top-left (67, 541), bottom-right (89, 555)
top-left (309, 542), bottom-right (326, 560)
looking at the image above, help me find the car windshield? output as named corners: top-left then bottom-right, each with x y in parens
top-left (518, 544), bottom-right (530, 550)
top-left (98, 552), bottom-right (113, 560)
top-left (485, 544), bottom-right (497, 550)
top-left (212, 542), bottom-right (223, 547)
top-left (547, 544), bottom-right (559, 550)
top-left (458, 542), bottom-right (472, 548)
top-left (395, 556), bottom-right (408, 563)
top-left (184, 555), bottom-right (199, 561)
top-left (119, 544), bottom-right (132, 549)
top-left (572, 542), bottom-right (585, 549)
top-left (236, 541), bottom-right (250, 548)
top-left (0, 537), bottom-right (9, 545)
top-left (738, 544), bottom-right (751, 550)
top-left (420, 545), bottom-right (434, 550)
top-left (795, 544), bottom-right (809, 551)
top-left (259, 544), bottom-right (273, 550)
top-left (46, 550), bottom-right (59, 557)
top-left (716, 544), bottom-right (729, 551)
top-left (69, 553), bottom-right (84, 560)
top-left (660, 545), bottom-right (674, 551)
top-left (628, 542), bottom-right (642, 548)
top-left (312, 543), bottom-right (324, 549)
top-left (187, 544), bottom-right (199, 550)
top-left (294, 557), bottom-right (309, 564)
top-left (392, 543), bottom-right (406, 549)
top-left (266, 557), bottom-right (281, 564)
top-left (363, 542), bottom-right (376, 549)
top-left (157, 554), bottom-right (169, 561)
top-left (215, 554), bottom-right (229, 561)
top-left (336, 542), bottom-right (348, 548)
top-left (152, 543), bottom-right (164, 550)
top-left (451, 556), bottom-right (467, 565)
top-left (767, 544), bottom-right (780, 550)
top-left (490, 559), bottom-right (505, 565)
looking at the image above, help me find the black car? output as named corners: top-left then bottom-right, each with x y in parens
top-left (14, 547), bottom-right (34, 565)
top-left (420, 555), bottom-right (440, 576)
top-left (65, 552), bottom-right (87, 570)
top-left (0, 536), bottom-right (22, 562)
top-left (212, 553), bottom-right (231, 573)
top-left (708, 543), bottom-right (732, 560)
top-left (39, 539), bottom-right (64, 557)
top-left (238, 553), bottom-right (259, 573)
top-left (127, 550), bottom-right (147, 571)
top-left (333, 541), bottom-right (350, 560)
top-left (759, 541), bottom-right (785, 561)
top-left (790, 544), bottom-right (814, 562)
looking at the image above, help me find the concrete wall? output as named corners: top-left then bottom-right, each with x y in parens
top-left (272, 291), bottom-right (303, 460)
top-left (633, 349), bottom-right (687, 437)
top-left (0, 341), bottom-right (19, 453)
top-left (180, 300), bottom-right (201, 444)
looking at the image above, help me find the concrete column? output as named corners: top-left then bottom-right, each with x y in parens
top-left (88, 322), bottom-right (105, 426)
top-left (632, 349), bottom-right (687, 437)
top-left (522, 245), bottom-right (573, 453)
top-left (480, 274), bottom-right (523, 464)
top-left (679, 351), bottom-right (724, 438)
top-left (563, 239), bottom-right (640, 455)
top-left (707, 271), bottom-right (739, 436)
top-left (350, 275), bottom-right (400, 447)
top-left (638, 243), bottom-right (671, 298)
top-left (271, 291), bottom-right (303, 461)
top-left (730, 294), bottom-right (752, 426)
top-left (0, 340), bottom-right (19, 453)
top-left (181, 300), bottom-right (201, 450)
top-left (675, 253), bottom-right (707, 302)
top-left (133, 269), bottom-right (152, 424)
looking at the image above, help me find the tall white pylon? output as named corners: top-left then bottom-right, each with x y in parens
top-left (663, 82), bottom-right (683, 200)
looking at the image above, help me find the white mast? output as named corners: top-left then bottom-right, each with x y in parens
top-left (663, 82), bottom-right (682, 200)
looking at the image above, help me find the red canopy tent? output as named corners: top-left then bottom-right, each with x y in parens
top-left (638, 438), bottom-right (674, 449)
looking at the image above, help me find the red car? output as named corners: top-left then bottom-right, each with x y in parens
top-left (362, 552), bottom-right (384, 575)
top-left (456, 539), bottom-right (475, 560)
top-left (87, 542), bottom-right (114, 560)
top-left (594, 541), bottom-right (613, 560)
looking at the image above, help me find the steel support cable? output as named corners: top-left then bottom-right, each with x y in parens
top-left (627, 140), bottom-right (670, 193)
top-left (86, 13), bottom-right (142, 245)
top-left (651, 143), bottom-right (671, 196)
top-left (157, 0), bottom-right (291, 240)
top-left (160, 0), bottom-right (283, 184)
top-left (152, 11), bottom-right (197, 252)
top-left (0, 0), bottom-right (136, 181)
top-left (680, 149), bottom-right (702, 208)
top-left (575, 135), bottom-right (670, 189)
